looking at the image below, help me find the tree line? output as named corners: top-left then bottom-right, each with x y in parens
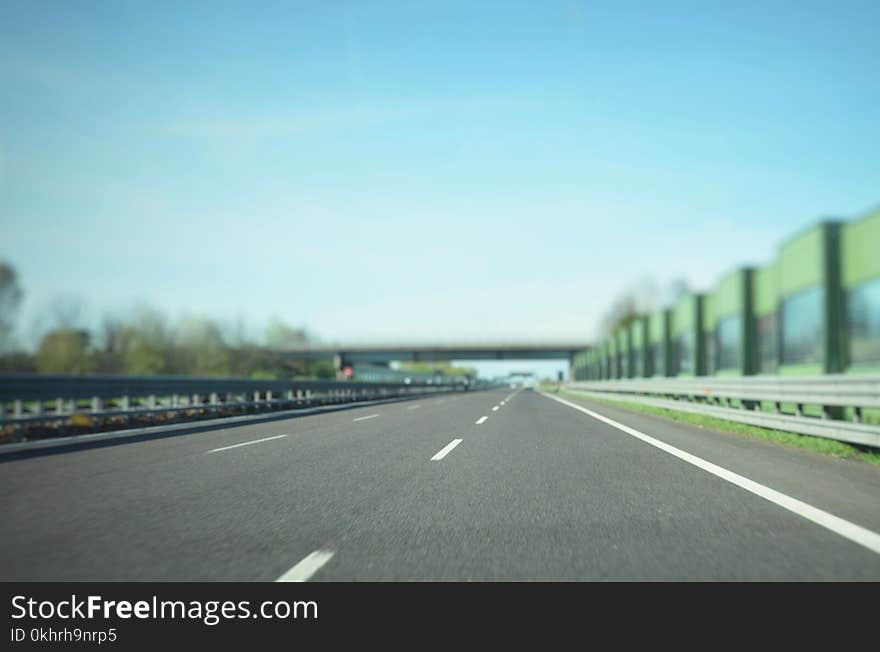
top-left (0, 262), bottom-right (335, 379)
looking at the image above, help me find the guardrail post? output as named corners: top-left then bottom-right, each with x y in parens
top-left (119, 395), bottom-right (131, 424)
top-left (91, 396), bottom-right (102, 413)
top-left (854, 407), bottom-right (862, 424)
top-left (14, 400), bottom-right (23, 418)
top-left (33, 400), bottom-right (43, 416)
top-left (795, 403), bottom-right (803, 417)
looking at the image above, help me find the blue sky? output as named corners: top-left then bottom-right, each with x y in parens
top-left (1, 1), bottom-right (878, 377)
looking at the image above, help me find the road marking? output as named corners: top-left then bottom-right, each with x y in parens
top-left (407, 405), bottom-right (421, 410)
top-left (492, 406), bottom-right (499, 411)
top-left (500, 401), bottom-right (505, 405)
top-left (431, 438), bottom-right (463, 461)
top-left (503, 389), bottom-right (521, 402)
top-left (276, 550), bottom-right (335, 582)
top-left (207, 434), bottom-right (287, 453)
top-left (475, 416), bottom-right (488, 425)
top-left (540, 392), bottom-right (880, 556)
top-left (353, 414), bottom-right (380, 422)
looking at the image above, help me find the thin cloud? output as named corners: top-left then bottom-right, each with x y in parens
top-left (164, 97), bottom-right (510, 141)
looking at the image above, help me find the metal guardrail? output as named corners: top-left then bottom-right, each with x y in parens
top-left (0, 373), bottom-right (479, 435)
top-left (565, 375), bottom-right (880, 447)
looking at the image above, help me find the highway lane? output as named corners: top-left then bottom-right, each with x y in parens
top-left (324, 390), bottom-right (880, 580)
top-left (1, 388), bottom-right (878, 581)
top-left (0, 389), bottom-right (502, 580)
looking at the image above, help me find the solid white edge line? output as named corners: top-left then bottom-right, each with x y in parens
top-left (353, 414), bottom-right (380, 422)
top-left (431, 438), bottom-right (463, 461)
top-left (275, 550), bottom-right (335, 582)
top-left (538, 391), bottom-right (880, 556)
top-left (207, 434), bottom-right (287, 453)
top-left (407, 405), bottom-right (421, 410)
top-left (475, 416), bottom-right (488, 425)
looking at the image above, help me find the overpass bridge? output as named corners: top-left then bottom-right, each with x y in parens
top-left (272, 342), bottom-right (592, 377)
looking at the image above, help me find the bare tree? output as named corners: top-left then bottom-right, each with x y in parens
top-left (95, 315), bottom-right (127, 373)
top-left (36, 329), bottom-right (95, 373)
top-left (122, 305), bottom-right (174, 375)
top-left (661, 277), bottom-right (691, 307)
top-left (599, 276), bottom-right (692, 336)
top-left (174, 315), bottom-right (230, 376)
top-left (50, 295), bottom-right (85, 329)
top-left (599, 291), bottom-right (639, 337)
top-left (265, 316), bottom-right (310, 349)
top-left (0, 262), bottom-right (23, 352)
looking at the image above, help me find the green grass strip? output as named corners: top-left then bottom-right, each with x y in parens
top-left (552, 387), bottom-right (880, 467)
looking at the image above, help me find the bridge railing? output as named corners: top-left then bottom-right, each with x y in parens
top-left (565, 375), bottom-right (880, 447)
top-left (0, 373), bottom-right (474, 441)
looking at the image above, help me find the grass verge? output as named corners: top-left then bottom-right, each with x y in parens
top-left (552, 387), bottom-right (880, 467)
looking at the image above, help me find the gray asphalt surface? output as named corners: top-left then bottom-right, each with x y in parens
top-left (1, 387), bottom-right (878, 580)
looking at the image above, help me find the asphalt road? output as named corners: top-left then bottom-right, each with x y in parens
top-left (2, 387), bottom-right (879, 581)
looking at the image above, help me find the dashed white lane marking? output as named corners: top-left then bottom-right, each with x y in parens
top-left (475, 416), bottom-right (488, 425)
top-left (407, 405), bottom-right (421, 410)
top-left (207, 434), bottom-right (287, 453)
top-left (353, 414), bottom-right (380, 422)
top-left (276, 550), bottom-right (335, 582)
top-left (492, 406), bottom-right (499, 411)
top-left (431, 438), bottom-right (463, 461)
top-left (540, 391), bottom-right (880, 556)
top-left (503, 389), bottom-right (522, 402)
